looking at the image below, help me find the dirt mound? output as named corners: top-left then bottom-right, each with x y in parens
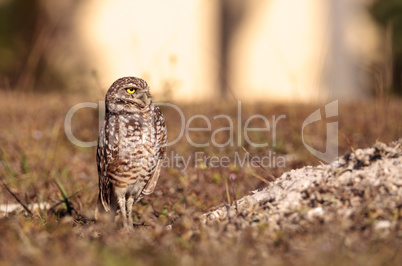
top-left (203, 139), bottom-right (402, 239)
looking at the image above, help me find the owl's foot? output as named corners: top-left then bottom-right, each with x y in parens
top-left (123, 222), bottom-right (134, 233)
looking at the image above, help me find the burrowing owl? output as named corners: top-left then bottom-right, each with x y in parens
top-left (96, 77), bottom-right (167, 229)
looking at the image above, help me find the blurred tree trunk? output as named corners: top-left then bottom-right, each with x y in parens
top-left (218, 0), bottom-right (248, 99)
top-left (370, 0), bottom-right (402, 96)
top-left (393, 53), bottom-right (402, 95)
top-left (0, 0), bottom-right (40, 89)
top-left (0, 0), bottom-right (81, 91)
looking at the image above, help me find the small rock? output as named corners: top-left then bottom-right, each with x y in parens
top-left (306, 207), bottom-right (324, 222)
top-left (374, 220), bottom-right (391, 231)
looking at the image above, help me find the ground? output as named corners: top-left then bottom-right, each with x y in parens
top-left (0, 91), bottom-right (401, 265)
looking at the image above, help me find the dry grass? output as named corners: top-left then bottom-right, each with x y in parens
top-left (0, 90), bottom-right (401, 265)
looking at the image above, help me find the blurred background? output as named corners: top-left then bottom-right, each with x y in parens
top-left (0, 0), bottom-right (401, 102)
top-left (0, 2), bottom-right (401, 264)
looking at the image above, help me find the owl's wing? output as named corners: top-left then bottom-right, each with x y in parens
top-left (96, 120), bottom-right (111, 212)
top-left (155, 106), bottom-right (167, 158)
top-left (141, 106), bottom-right (167, 196)
top-left (141, 160), bottom-right (162, 196)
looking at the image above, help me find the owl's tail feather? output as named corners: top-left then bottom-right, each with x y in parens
top-left (95, 194), bottom-right (119, 225)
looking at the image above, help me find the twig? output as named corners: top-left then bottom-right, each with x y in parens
top-left (1, 179), bottom-right (33, 216)
top-left (224, 177), bottom-right (231, 205)
top-left (242, 146), bottom-right (276, 181)
top-left (230, 179), bottom-right (239, 212)
top-left (341, 130), bottom-right (355, 152)
top-left (54, 178), bottom-right (76, 216)
top-left (250, 173), bottom-right (271, 185)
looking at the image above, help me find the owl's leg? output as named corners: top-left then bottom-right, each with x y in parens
top-left (126, 196), bottom-right (134, 229)
top-left (94, 195), bottom-right (105, 221)
top-left (117, 195), bottom-right (129, 229)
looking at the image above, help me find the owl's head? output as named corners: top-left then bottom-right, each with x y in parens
top-left (105, 77), bottom-right (152, 113)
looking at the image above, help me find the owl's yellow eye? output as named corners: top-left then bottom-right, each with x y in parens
top-left (126, 88), bottom-right (136, 94)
